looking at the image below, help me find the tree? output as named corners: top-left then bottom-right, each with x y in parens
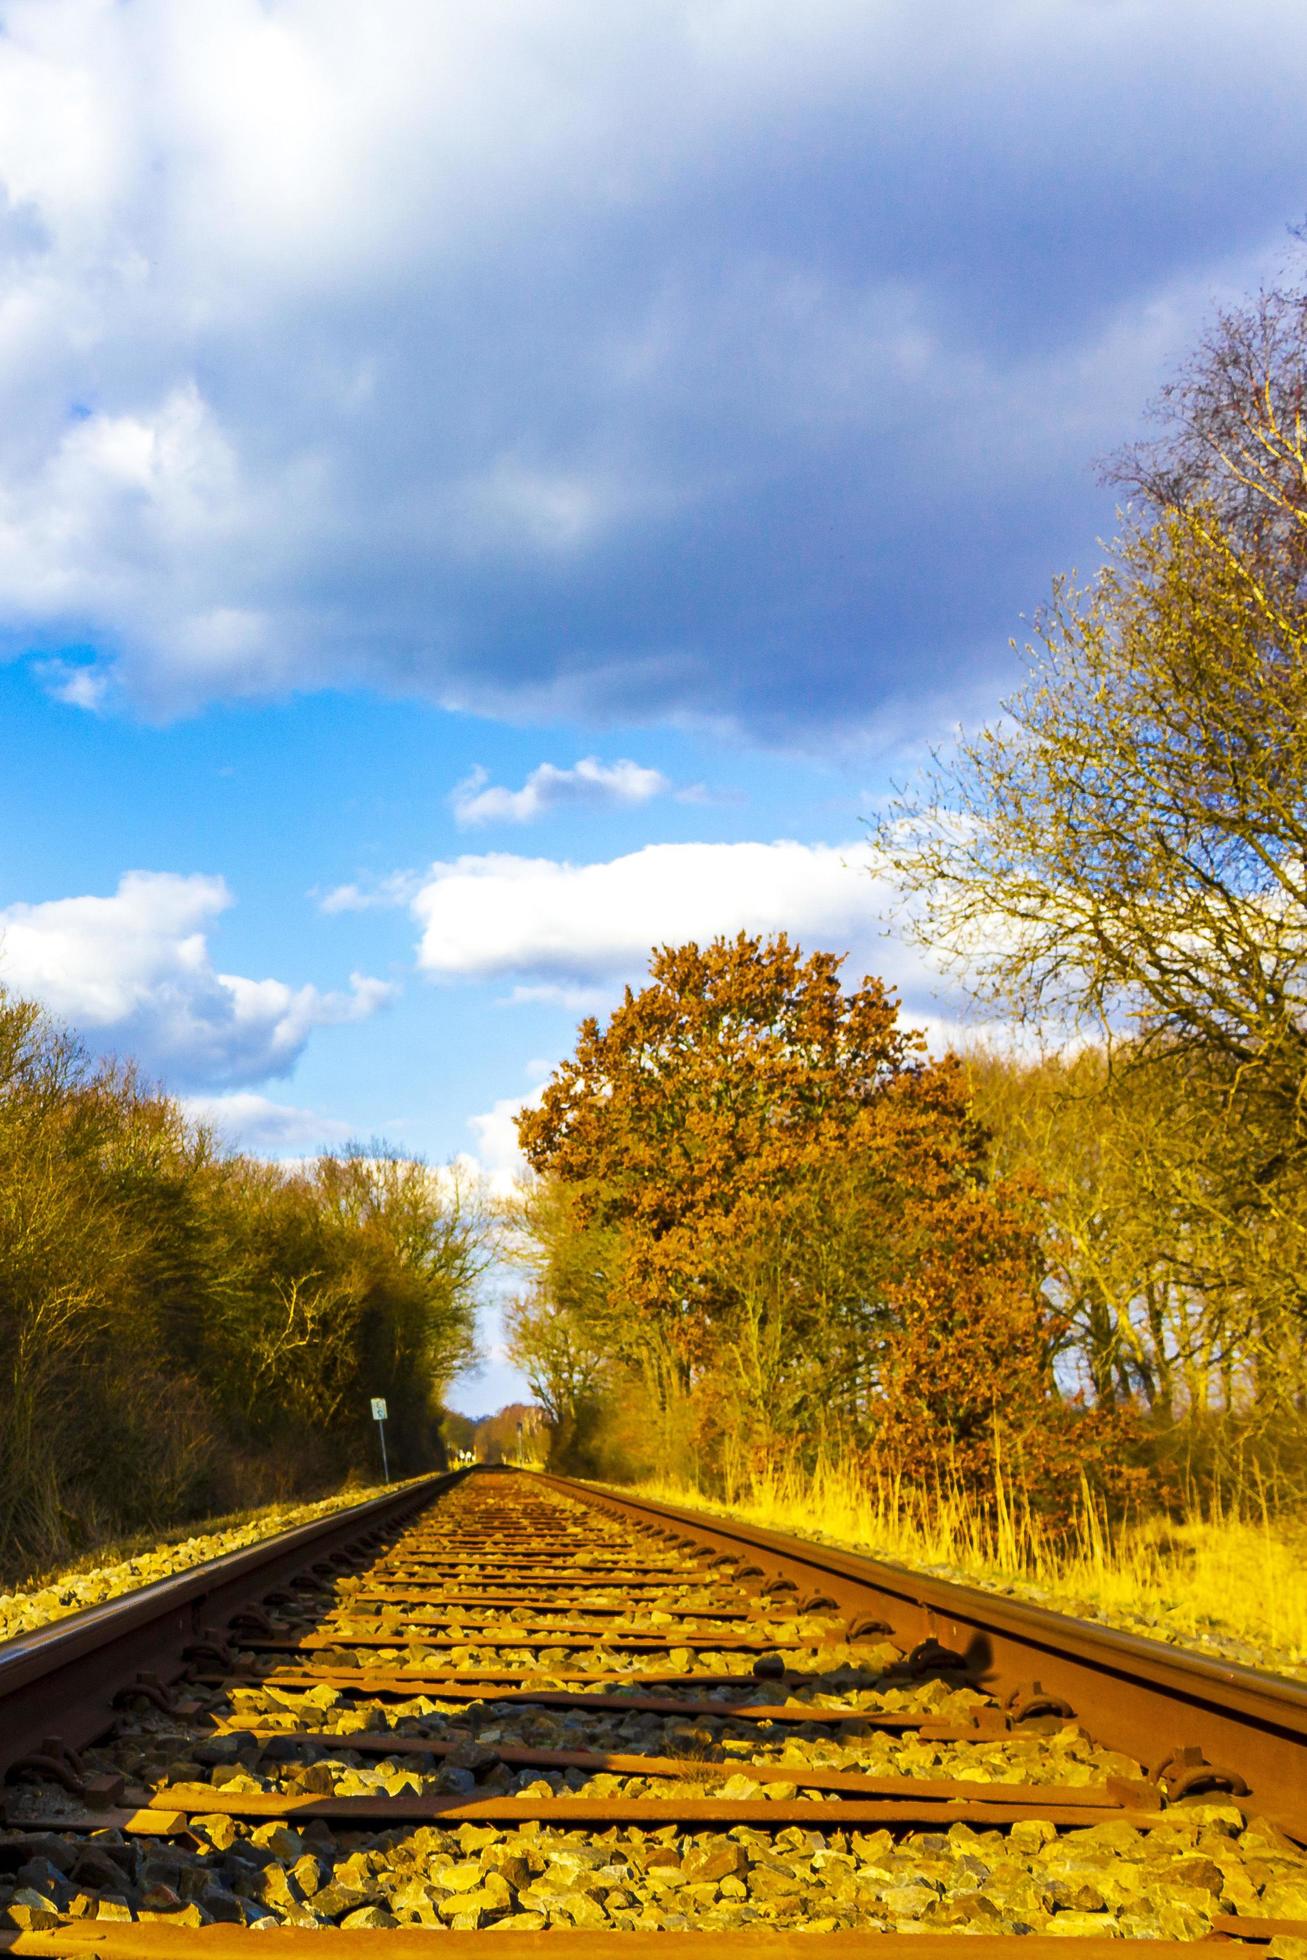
top-left (518, 933), bottom-right (939, 1352)
top-left (878, 248), bottom-right (1307, 1090)
top-left (517, 934), bottom-right (1067, 1494)
top-left (964, 1045), bottom-right (1222, 1419)
top-left (875, 249), bottom-right (1307, 1410)
top-left (503, 1179), bottom-right (619, 1470)
top-left (878, 514), bottom-right (1307, 1102)
top-left (1111, 241), bottom-right (1307, 582)
top-left (0, 982), bottom-right (488, 1573)
top-left (474, 1403), bottom-right (547, 1465)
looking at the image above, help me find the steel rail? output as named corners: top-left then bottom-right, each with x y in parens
top-left (0, 1926), bottom-right (1263, 1957)
top-left (3, 1463), bottom-right (1307, 1952)
top-left (0, 1469), bottom-right (465, 1780)
top-left (534, 1471), bottom-right (1307, 1836)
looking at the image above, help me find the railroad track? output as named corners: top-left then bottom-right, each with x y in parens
top-left (2, 1465), bottom-right (1307, 1954)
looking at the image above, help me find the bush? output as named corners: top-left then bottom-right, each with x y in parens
top-left (0, 989), bottom-right (484, 1577)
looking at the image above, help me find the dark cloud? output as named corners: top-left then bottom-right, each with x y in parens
top-left (0, 0), bottom-right (1302, 737)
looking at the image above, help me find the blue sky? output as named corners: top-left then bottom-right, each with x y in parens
top-left (1, 0), bottom-right (1304, 1408)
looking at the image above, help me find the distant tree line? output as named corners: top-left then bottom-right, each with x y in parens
top-left (438, 1403), bottom-right (549, 1465)
top-left (0, 989), bottom-right (483, 1576)
top-left (508, 243), bottom-right (1307, 1514)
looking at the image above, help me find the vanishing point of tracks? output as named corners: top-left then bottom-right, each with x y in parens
top-left (2, 1467), bottom-right (1307, 1954)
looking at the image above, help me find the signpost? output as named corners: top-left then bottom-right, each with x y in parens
top-left (370, 1397), bottom-right (389, 1482)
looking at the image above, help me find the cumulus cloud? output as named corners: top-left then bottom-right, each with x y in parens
top-left (0, 871), bottom-right (392, 1086)
top-left (452, 756), bottom-right (670, 826)
top-left (411, 839), bottom-right (872, 985)
top-left (0, 0), bottom-right (1299, 732)
top-left (465, 1091), bottom-right (538, 1197)
top-left (404, 836), bottom-right (1004, 1050)
top-left (464, 1055), bottom-right (560, 1196)
top-left (318, 870), bottom-right (425, 915)
top-left (181, 1091), bottom-right (353, 1154)
top-left (34, 658), bottom-right (112, 711)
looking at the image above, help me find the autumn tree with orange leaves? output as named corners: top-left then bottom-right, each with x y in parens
top-left (514, 934), bottom-right (1093, 1498)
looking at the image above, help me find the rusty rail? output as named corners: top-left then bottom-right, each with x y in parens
top-left (0, 1470), bottom-right (464, 1781)
top-left (548, 1472), bottom-right (1307, 1838)
top-left (1, 1462), bottom-right (1306, 1952)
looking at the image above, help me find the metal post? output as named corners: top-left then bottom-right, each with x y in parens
top-left (371, 1397), bottom-right (390, 1482)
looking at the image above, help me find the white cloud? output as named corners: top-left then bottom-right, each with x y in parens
top-left (465, 1090), bottom-right (539, 1197)
top-left (317, 870), bottom-right (424, 914)
top-left (181, 1090), bottom-right (353, 1154)
top-left (0, 871), bottom-right (393, 1086)
top-left (0, 380), bottom-right (301, 713)
top-left (463, 1056), bottom-right (563, 1200)
top-left (452, 756), bottom-right (670, 827)
top-left (0, 0), bottom-right (1295, 731)
top-left (34, 658), bottom-right (111, 711)
top-left (404, 836), bottom-right (1012, 1051)
top-left (411, 839), bottom-right (875, 984)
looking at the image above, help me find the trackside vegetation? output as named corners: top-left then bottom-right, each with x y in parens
top-left (506, 245), bottom-right (1307, 1555)
top-left (878, 241), bottom-right (1307, 1493)
top-left (506, 933), bottom-right (1137, 1510)
top-left (0, 991), bottom-right (483, 1577)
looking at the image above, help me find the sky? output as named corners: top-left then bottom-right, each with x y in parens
top-left (1, 0), bottom-right (1304, 1410)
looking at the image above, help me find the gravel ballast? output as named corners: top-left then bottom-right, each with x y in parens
top-left (4, 1473), bottom-right (1307, 1942)
top-left (0, 1481), bottom-right (402, 1643)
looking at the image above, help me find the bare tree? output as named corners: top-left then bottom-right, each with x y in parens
top-left (875, 246), bottom-right (1307, 1411)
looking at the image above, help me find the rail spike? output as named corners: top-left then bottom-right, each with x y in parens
top-left (2, 1462), bottom-right (1303, 1931)
top-left (1005, 1680), bottom-right (1076, 1723)
top-left (1153, 1744), bottom-right (1251, 1801)
top-left (900, 1636), bottom-right (971, 1678)
top-left (846, 1612), bottom-right (895, 1640)
top-left (109, 1670), bottom-right (175, 1714)
top-left (2, 1739), bottom-right (125, 1809)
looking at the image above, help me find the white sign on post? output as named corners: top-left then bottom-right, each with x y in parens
top-left (370, 1396), bottom-right (390, 1481)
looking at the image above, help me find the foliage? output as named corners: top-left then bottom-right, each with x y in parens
top-left (622, 1457), bottom-right (1307, 1678)
top-left (0, 988), bottom-right (484, 1575)
top-left (965, 1040), bottom-right (1307, 1494)
top-left (504, 1180), bottom-right (622, 1407)
top-left (502, 1181), bottom-right (619, 1474)
top-left (513, 933), bottom-right (1108, 1506)
top-left (876, 245), bottom-right (1307, 1430)
top-left (472, 1403), bottom-right (548, 1465)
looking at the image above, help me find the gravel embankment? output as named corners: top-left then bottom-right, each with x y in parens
top-left (0, 1482), bottom-right (403, 1644)
top-left (9, 1794), bottom-right (1300, 1937)
top-left (5, 1476), bottom-right (1307, 1942)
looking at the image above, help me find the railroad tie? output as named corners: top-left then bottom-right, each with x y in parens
top-left (2, 1464), bottom-right (1307, 1945)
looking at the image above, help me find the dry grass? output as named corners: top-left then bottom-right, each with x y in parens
top-left (610, 1461), bottom-right (1307, 1679)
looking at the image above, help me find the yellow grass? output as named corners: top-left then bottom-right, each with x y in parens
top-left (610, 1461), bottom-right (1307, 1679)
